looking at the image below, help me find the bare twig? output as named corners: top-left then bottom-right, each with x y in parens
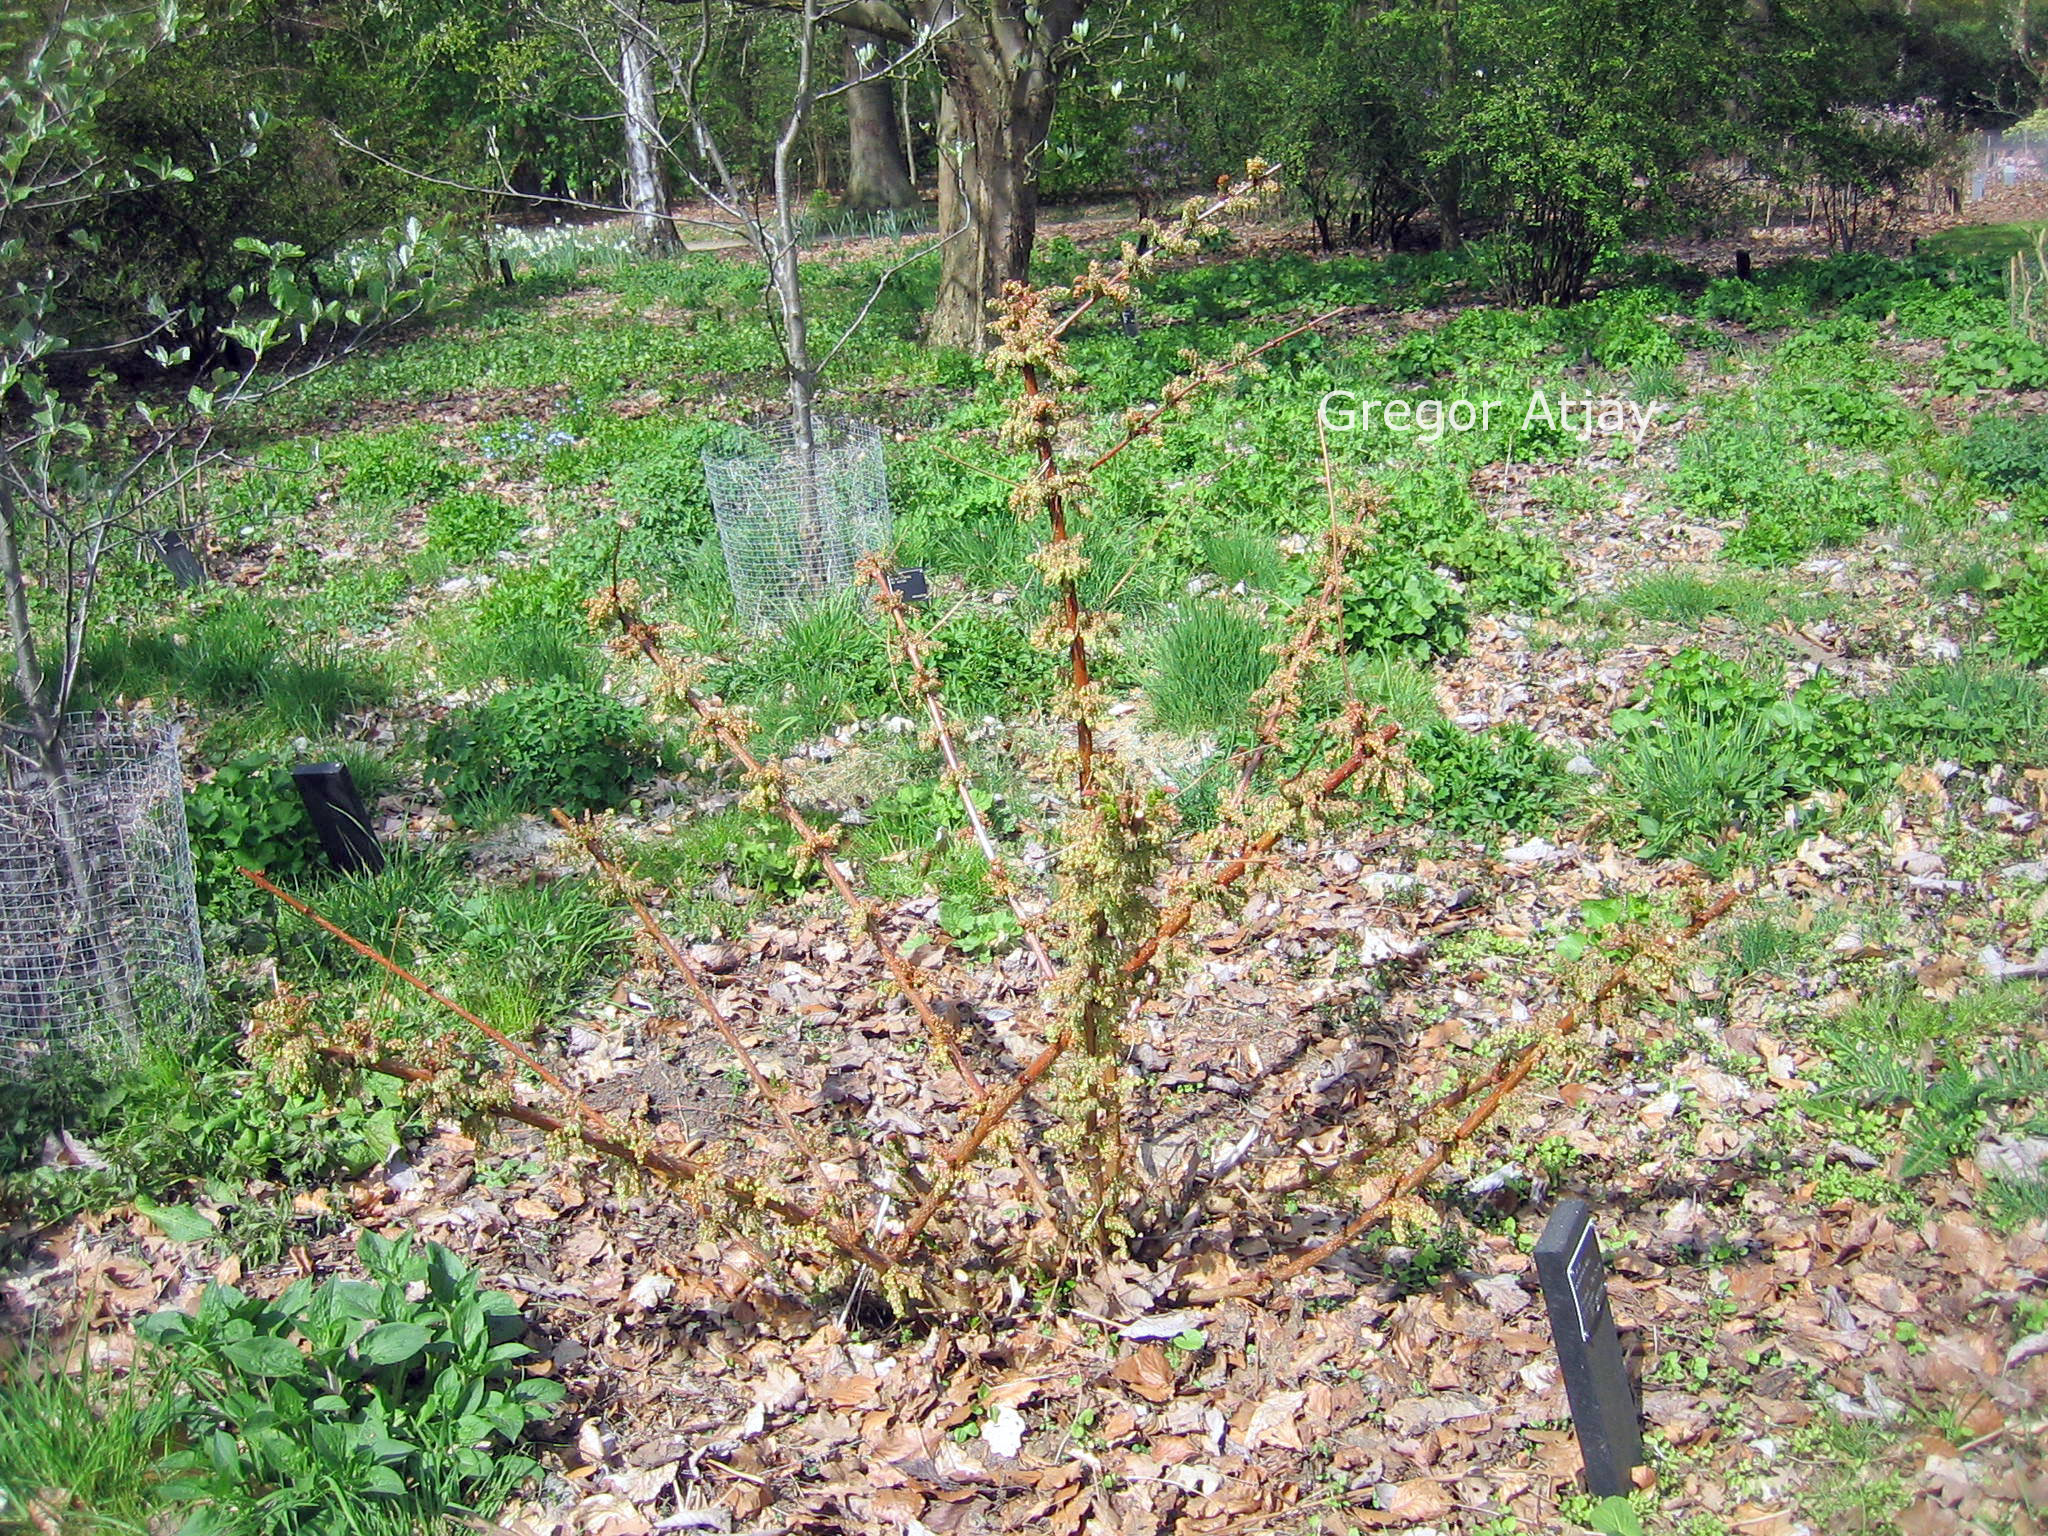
top-left (1188, 889), bottom-right (1742, 1302)
top-left (608, 610), bottom-right (981, 1089)
top-left (550, 810), bottom-right (824, 1161)
top-left (240, 868), bottom-right (892, 1269)
top-left (863, 562), bottom-right (1057, 982)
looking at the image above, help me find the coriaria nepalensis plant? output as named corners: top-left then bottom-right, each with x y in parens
top-left (244, 165), bottom-right (1729, 1311)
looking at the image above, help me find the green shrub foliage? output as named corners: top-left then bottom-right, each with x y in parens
top-left (431, 679), bottom-right (656, 819)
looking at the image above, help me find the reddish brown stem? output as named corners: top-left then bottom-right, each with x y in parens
top-left (1193, 890), bottom-right (1743, 1301)
top-left (243, 868), bottom-right (580, 1102)
top-left (1086, 307), bottom-right (1353, 479)
top-left (307, 1044), bottom-right (893, 1271)
top-left (1019, 358), bottom-right (1095, 796)
top-left (1122, 746), bottom-right (1373, 979)
top-left (617, 622), bottom-right (977, 1089)
top-left (866, 569), bottom-right (1057, 984)
top-left (887, 1029), bottom-right (1070, 1259)
top-left (549, 809), bottom-right (828, 1157)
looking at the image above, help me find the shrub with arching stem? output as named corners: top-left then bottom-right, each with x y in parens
top-left (243, 169), bottom-right (1723, 1316)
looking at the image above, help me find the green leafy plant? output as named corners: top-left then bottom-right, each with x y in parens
top-left (1606, 649), bottom-right (1892, 855)
top-left (1438, 521), bottom-right (1566, 613)
top-left (1875, 660), bottom-right (2048, 768)
top-left (1996, 560), bottom-right (2048, 664)
top-left (1406, 719), bottom-right (1572, 835)
top-left (1934, 327), bottom-right (2048, 395)
top-left (430, 679), bottom-right (656, 821)
top-left (136, 1230), bottom-right (561, 1530)
top-left (1960, 414), bottom-right (2048, 492)
top-left (1822, 1025), bottom-right (2048, 1179)
top-left (426, 490), bottom-right (526, 563)
top-left (1343, 546), bottom-right (1468, 660)
top-left (473, 568), bottom-right (590, 635)
top-left (925, 605), bottom-right (1061, 718)
top-left (937, 894), bottom-right (1023, 957)
top-left (0, 1026), bottom-right (405, 1243)
top-left (328, 427), bottom-right (468, 508)
top-left (607, 420), bottom-right (729, 557)
top-left (1612, 712), bottom-right (1787, 856)
top-left (1555, 893), bottom-right (1655, 962)
top-left (1722, 468), bottom-right (1899, 566)
top-left (727, 814), bottom-right (818, 901)
top-left (186, 752), bottom-right (323, 912)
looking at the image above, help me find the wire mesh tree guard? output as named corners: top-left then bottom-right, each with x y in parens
top-left (0, 716), bottom-right (205, 1074)
top-left (702, 417), bottom-right (892, 627)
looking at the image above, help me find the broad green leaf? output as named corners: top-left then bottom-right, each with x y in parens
top-left (358, 1321), bottom-right (431, 1367)
top-left (221, 1335), bottom-right (307, 1377)
top-left (135, 1198), bottom-right (216, 1243)
top-left (360, 1464), bottom-right (407, 1498)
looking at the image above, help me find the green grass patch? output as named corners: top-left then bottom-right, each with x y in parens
top-left (1145, 602), bottom-right (1276, 735)
top-left (1917, 220), bottom-right (2048, 264)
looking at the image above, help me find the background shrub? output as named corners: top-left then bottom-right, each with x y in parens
top-left (1406, 719), bottom-right (1572, 835)
top-left (186, 752), bottom-right (323, 912)
top-left (1995, 561), bottom-right (2048, 665)
top-left (328, 427), bottom-right (468, 508)
top-left (432, 679), bottom-right (656, 819)
top-left (1344, 547), bottom-right (1469, 659)
top-left (137, 1232), bottom-right (561, 1526)
top-left (607, 418), bottom-right (744, 565)
top-left (1960, 415), bottom-right (2048, 493)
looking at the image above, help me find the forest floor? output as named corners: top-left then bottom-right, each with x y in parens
top-left (6, 198), bottom-right (2048, 1536)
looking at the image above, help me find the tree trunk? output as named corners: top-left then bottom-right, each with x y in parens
top-left (1435, 0), bottom-right (1463, 251)
top-left (928, 58), bottom-right (1057, 352)
top-left (620, 7), bottom-right (675, 252)
top-left (844, 29), bottom-right (916, 210)
top-left (1434, 163), bottom-right (1463, 252)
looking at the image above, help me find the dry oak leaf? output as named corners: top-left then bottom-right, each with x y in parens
top-left (1894, 1497), bottom-right (1960, 1536)
top-left (1111, 1344), bottom-right (1177, 1405)
top-left (1373, 1479), bottom-right (1455, 1524)
top-left (1725, 1506), bottom-right (1796, 1536)
top-left (1238, 1389), bottom-right (1309, 1451)
top-left (1382, 1391), bottom-right (1488, 1436)
top-left (752, 1362), bottom-right (806, 1414)
top-left (819, 1375), bottom-right (881, 1410)
top-left (1850, 1271), bottom-right (1920, 1316)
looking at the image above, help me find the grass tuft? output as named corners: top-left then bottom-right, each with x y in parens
top-left (1145, 603), bottom-right (1276, 735)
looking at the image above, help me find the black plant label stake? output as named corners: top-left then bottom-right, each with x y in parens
top-left (1533, 1197), bottom-right (1643, 1497)
top-left (151, 528), bottom-right (207, 588)
top-left (292, 762), bottom-right (386, 876)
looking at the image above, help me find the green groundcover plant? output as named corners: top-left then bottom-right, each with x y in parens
top-left (134, 1231), bottom-right (561, 1533)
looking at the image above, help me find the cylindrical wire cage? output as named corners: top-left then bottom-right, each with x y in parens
top-left (0, 715), bottom-right (205, 1075)
top-left (702, 417), bottom-right (892, 628)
